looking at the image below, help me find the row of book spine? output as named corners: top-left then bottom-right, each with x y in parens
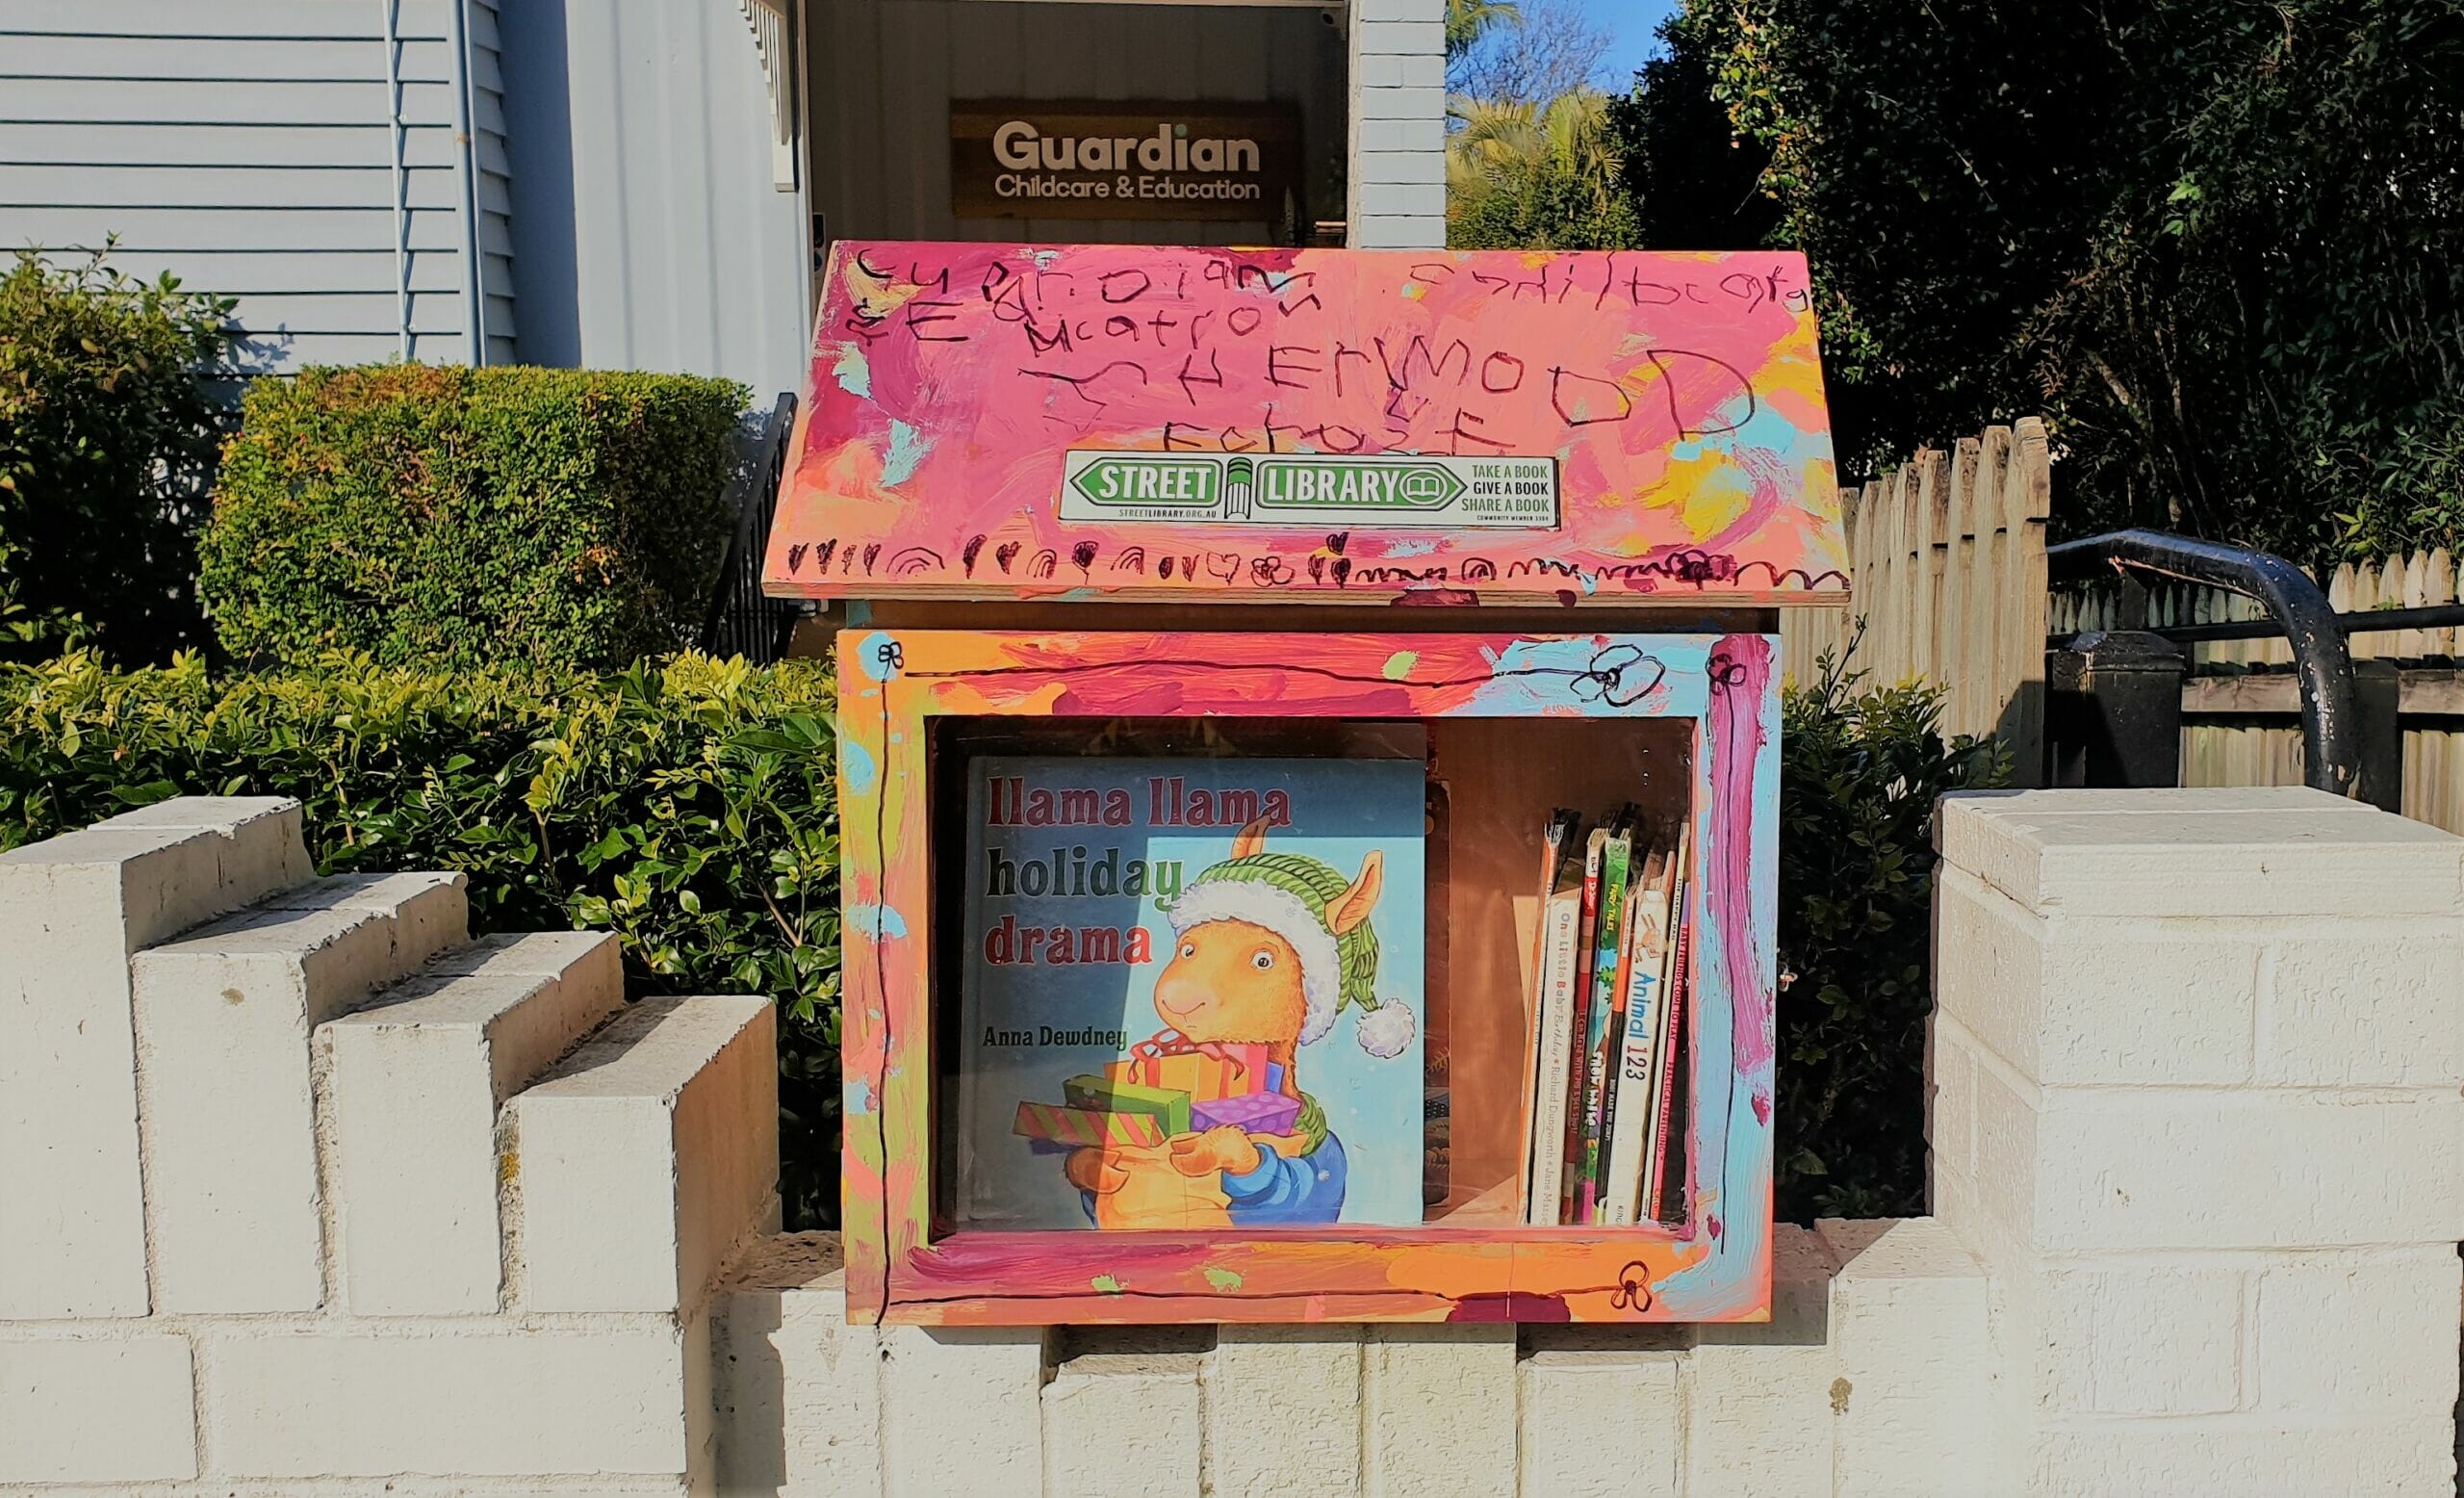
top-left (1522, 808), bottom-right (1691, 1227)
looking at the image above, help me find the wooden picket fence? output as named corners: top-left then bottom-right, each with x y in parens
top-left (1781, 416), bottom-right (2463, 829)
top-left (1781, 418), bottom-right (2053, 785)
top-left (2053, 550), bottom-right (2464, 833)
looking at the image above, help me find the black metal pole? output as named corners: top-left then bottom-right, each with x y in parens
top-left (2046, 529), bottom-right (2367, 800)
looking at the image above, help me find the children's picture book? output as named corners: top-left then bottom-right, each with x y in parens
top-left (957, 756), bottom-right (1427, 1231)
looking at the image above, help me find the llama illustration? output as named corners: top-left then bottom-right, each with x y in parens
top-left (1063, 818), bottom-right (1416, 1228)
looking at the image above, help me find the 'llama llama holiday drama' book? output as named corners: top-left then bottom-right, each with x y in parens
top-left (957, 756), bottom-right (1426, 1231)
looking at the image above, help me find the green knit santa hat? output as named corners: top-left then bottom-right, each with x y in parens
top-left (1163, 849), bottom-right (1416, 1058)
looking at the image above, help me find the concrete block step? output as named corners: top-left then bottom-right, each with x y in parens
top-left (0, 795), bottom-right (311, 1319)
top-left (507, 995), bottom-right (777, 1314)
top-left (92, 794), bottom-right (319, 911)
top-left (129, 870), bottom-right (469, 1313)
top-left (322, 931), bottom-right (627, 1314)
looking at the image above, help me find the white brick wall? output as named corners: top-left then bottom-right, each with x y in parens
top-left (1933, 788), bottom-right (2464, 1496)
top-left (8, 790), bottom-right (2458, 1496)
top-left (716, 1238), bottom-right (884, 1496)
top-left (205, 1320), bottom-right (698, 1479)
top-left (0, 800), bottom-right (776, 1495)
top-left (1364, 1323), bottom-right (1519, 1494)
top-left (1833, 1224), bottom-right (2004, 1496)
top-left (1686, 1227), bottom-right (1841, 1496)
top-left (131, 873), bottom-right (470, 1313)
top-left (0, 1334), bottom-right (197, 1484)
top-left (881, 1324), bottom-right (1048, 1495)
top-left (711, 1225), bottom-right (1989, 1498)
top-left (324, 932), bottom-right (627, 1314)
top-left (2251, 1250), bottom-right (2462, 1415)
top-left (2025, 1420), bottom-right (2460, 1498)
top-left (0, 798), bottom-right (307, 1318)
top-left (508, 994), bottom-right (779, 1314)
top-left (1517, 1335), bottom-right (1683, 1496)
top-left (1347, 0), bottom-right (1445, 249)
top-left (1043, 1335), bottom-right (1207, 1498)
top-left (1204, 1324), bottom-right (1365, 1496)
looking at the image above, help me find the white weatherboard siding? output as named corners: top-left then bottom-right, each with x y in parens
top-left (502, 0), bottom-right (813, 398)
top-left (1348, 0), bottom-right (1445, 249)
top-left (0, 0), bottom-right (515, 369)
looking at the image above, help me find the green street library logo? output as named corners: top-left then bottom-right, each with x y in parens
top-left (1067, 454), bottom-right (1221, 509)
top-left (1060, 451), bottom-right (1557, 529)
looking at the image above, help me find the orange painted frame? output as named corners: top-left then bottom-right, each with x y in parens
top-left (837, 628), bottom-right (1780, 1325)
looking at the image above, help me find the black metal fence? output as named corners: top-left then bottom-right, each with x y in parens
top-left (699, 392), bottom-right (803, 664)
top-left (2045, 529), bottom-right (2464, 812)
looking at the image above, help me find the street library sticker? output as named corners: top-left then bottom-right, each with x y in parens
top-left (1057, 451), bottom-right (1560, 529)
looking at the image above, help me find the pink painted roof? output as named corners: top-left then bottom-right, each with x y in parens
top-left (764, 242), bottom-right (1846, 607)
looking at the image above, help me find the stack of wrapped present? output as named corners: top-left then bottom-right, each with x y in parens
top-left (1014, 1035), bottom-right (1302, 1153)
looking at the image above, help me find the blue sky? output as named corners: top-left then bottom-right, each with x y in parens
top-left (1579, 0), bottom-right (1681, 90)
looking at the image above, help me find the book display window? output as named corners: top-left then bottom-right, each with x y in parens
top-left (767, 243), bottom-right (1846, 1324)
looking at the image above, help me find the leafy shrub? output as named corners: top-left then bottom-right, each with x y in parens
top-left (1775, 652), bottom-right (2011, 1222)
top-left (0, 650), bottom-right (842, 1229)
top-left (0, 246), bottom-right (239, 660)
top-left (199, 365), bottom-right (750, 673)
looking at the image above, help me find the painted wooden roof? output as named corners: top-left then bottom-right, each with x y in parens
top-left (764, 242), bottom-right (1847, 607)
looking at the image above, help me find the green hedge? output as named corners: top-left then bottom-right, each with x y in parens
top-left (0, 650), bottom-right (842, 1229)
top-left (1774, 656), bottom-right (2012, 1221)
top-left (199, 365), bottom-right (750, 673)
top-left (0, 246), bottom-right (238, 661)
top-left (3, 644), bottom-right (1999, 1231)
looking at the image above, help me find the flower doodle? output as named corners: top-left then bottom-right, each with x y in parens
top-left (1568, 644), bottom-right (1668, 708)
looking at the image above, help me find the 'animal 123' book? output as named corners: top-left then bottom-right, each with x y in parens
top-left (956, 756), bottom-right (1427, 1231)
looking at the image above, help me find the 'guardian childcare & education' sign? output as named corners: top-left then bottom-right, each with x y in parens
top-left (951, 101), bottom-right (1300, 221)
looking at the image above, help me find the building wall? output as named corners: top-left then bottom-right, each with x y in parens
top-left (1347, 0), bottom-right (1444, 249)
top-left (803, 0), bottom-right (1351, 246)
top-left (0, 0), bottom-right (1434, 395)
top-left (0, 0), bottom-right (515, 369)
top-left (500, 0), bottom-right (813, 398)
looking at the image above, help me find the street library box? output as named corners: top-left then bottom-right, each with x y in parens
top-left (765, 242), bottom-right (1848, 1325)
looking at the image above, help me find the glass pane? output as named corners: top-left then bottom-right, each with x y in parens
top-left (924, 714), bottom-right (1695, 1235)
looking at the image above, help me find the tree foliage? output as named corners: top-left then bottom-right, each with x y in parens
top-left (1447, 0), bottom-right (1610, 107)
top-left (0, 246), bottom-right (239, 661)
top-left (1445, 0), bottom-right (1640, 249)
top-left (1447, 90), bottom-right (1643, 249)
top-left (1628, 0), bottom-right (2464, 563)
top-left (1605, 23), bottom-right (1777, 254)
top-left (1445, 0), bottom-right (1518, 60)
